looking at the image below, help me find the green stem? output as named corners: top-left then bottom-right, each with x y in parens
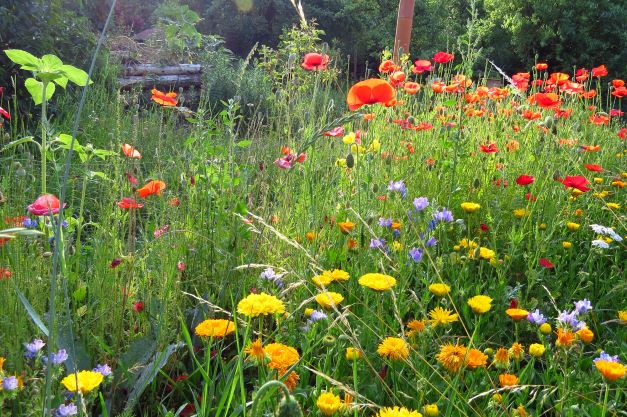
top-left (600, 383), bottom-right (609, 417)
top-left (40, 80), bottom-right (48, 195)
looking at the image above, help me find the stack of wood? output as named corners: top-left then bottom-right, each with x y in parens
top-left (118, 64), bottom-right (202, 89)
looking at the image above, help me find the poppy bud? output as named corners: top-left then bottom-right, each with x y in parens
top-left (276, 395), bottom-right (304, 417)
top-left (346, 153), bottom-right (354, 168)
top-left (322, 335), bottom-right (336, 346)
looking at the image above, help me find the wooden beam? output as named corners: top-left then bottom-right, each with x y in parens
top-left (393, 0), bottom-right (415, 62)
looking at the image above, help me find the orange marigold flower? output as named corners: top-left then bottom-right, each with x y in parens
top-left (465, 348), bottom-right (488, 369)
top-left (576, 328), bottom-right (594, 344)
top-left (499, 373), bottom-right (519, 387)
top-left (265, 343), bottom-right (299, 370)
top-left (338, 221), bottom-right (355, 234)
top-left (556, 328), bottom-right (576, 347)
top-left (506, 308), bottom-right (529, 321)
top-left (437, 343), bottom-right (467, 373)
top-left (595, 360), bottom-right (626, 382)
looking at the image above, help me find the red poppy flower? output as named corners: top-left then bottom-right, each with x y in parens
top-left (27, 194), bottom-right (65, 216)
top-left (412, 59), bottom-right (433, 73)
top-left (389, 70), bottom-right (406, 87)
top-left (301, 53), bottom-right (329, 70)
top-left (611, 86), bottom-right (627, 98)
top-left (539, 258), bottom-right (554, 269)
top-left (610, 109), bottom-right (624, 117)
top-left (591, 65), bottom-right (607, 77)
top-left (137, 180), bottom-right (166, 198)
top-left (525, 192), bottom-right (537, 201)
top-left (575, 68), bottom-right (589, 82)
top-left (612, 79), bottom-right (625, 88)
top-left (580, 145), bottom-right (601, 152)
top-left (0, 268), bottom-right (12, 280)
top-left (346, 79), bottom-right (396, 111)
top-left (558, 175), bottom-right (590, 192)
top-left (530, 92), bottom-right (561, 109)
top-left (433, 52), bottom-right (454, 64)
top-left (431, 81), bottom-right (446, 93)
top-left (0, 106), bottom-right (10, 119)
top-left (535, 63), bottom-right (548, 71)
top-left (121, 144), bottom-right (141, 159)
top-left (580, 89), bottom-right (596, 99)
top-left (323, 126), bottom-right (344, 137)
top-left (125, 172), bottom-right (138, 186)
top-left (479, 223), bottom-right (489, 232)
top-left (618, 128), bottom-right (627, 140)
top-left (584, 164), bottom-right (603, 172)
top-left (522, 110), bottom-right (541, 120)
top-left (117, 197), bottom-right (144, 209)
top-left (379, 60), bottom-right (398, 74)
top-left (589, 114), bottom-right (609, 125)
top-left (403, 82), bottom-right (420, 95)
top-left (151, 89), bottom-right (178, 106)
top-left (479, 143), bottom-right (499, 153)
top-left (133, 301), bottom-right (145, 312)
top-left (515, 175), bottom-right (535, 186)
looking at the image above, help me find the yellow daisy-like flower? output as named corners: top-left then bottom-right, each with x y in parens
top-left (312, 272), bottom-right (334, 287)
top-left (465, 348), bottom-right (488, 369)
top-left (618, 310), bottom-right (627, 324)
top-left (493, 347), bottom-right (510, 369)
top-left (595, 360), bottom-right (626, 381)
top-left (566, 222), bottom-right (580, 231)
top-left (555, 328), bottom-right (576, 347)
top-left (329, 269), bottom-right (350, 281)
top-left (509, 343), bottom-right (524, 361)
top-left (317, 391), bottom-right (342, 416)
top-left (478, 247), bottom-right (496, 260)
top-left (528, 343), bottom-right (545, 357)
top-left (461, 202), bottom-right (481, 213)
top-left (458, 239), bottom-right (479, 250)
top-left (391, 241), bottom-right (403, 251)
top-left (467, 295), bottom-right (492, 314)
top-left (376, 406), bottom-right (423, 417)
top-left (377, 337), bottom-right (410, 361)
top-left (428, 307), bottom-right (459, 327)
top-left (562, 241), bottom-right (572, 248)
top-left (194, 319), bottom-right (236, 338)
top-left (342, 132), bottom-right (356, 145)
top-left (358, 273), bottom-right (397, 291)
top-left (606, 202), bottom-right (621, 209)
top-left (423, 404), bottom-right (438, 417)
top-left (265, 343), bottom-right (299, 370)
top-left (436, 343), bottom-right (467, 373)
top-left (505, 308), bottom-right (529, 321)
top-left (237, 292), bottom-right (285, 317)
top-left (0, 356), bottom-right (5, 372)
top-left (60, 370), bottom-right (104, 394)
top-left (428, 283), bottom-right (451, 297)
top-left (345, 347), bottom-right (362, 361)
top-left (513, 208), bottom-right (528, 218)
top-left (244, 339), bottom-right (267, 364)
top-left (407, 319), bottom-right (426, 337)
top-left (315, 292), bottom-right (344, 309)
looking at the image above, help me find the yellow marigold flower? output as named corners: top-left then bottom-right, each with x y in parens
top-left (437, 343), bottom-right (467, 373)
top-left (345, 347), bottom-right (362, 361)
top-left (329, 269), bottom-right (350, 281)
top-left (555, 328), bottom-right (576, 347)
top-left (315, 292), bottom-right (344, 309)
top-left (492, 393), bottom-right (503, 403)
top-left (505, 308), bottom-right (529, 321)
top-left (478, 247), bottom-right (496, 260)
top-left (465, 348), bottom-right (488, 369)
top-left (237, 292), bottom-right (285, 318)
top-left (317, 392), bottom-right (342, 416)
top-left (265, 343), bottom-right (299, 370)
top-left (577, 328), bottom-right (594, 343)
top-left (513, 208), bottom-right (528, 218)
top-left (244, 339), bottom-right (267, 364)
top-left (539, 323), bottom-right (552, 334)
top-left (428, 307), bottom-right (459, 327)
top-left (312, 273), bottom-right (334, 287)
top-left (428, 283), bottom-right (451, 297)
top-left (467, 295), bottom-right (492, 314)
top-left (461, 202), bottom-right (481, 213)
top-left (611, 180), bottom-right (625, 188)
top-left (407, 319), bottom-right (426, 337)
top-left (391, 241), bottom-right (403, 251)
top-left (498, 373), bottom-right (519, 387)
top-left (376, 406), bottom-right (423, 417)
top-left (566, 222), bottom-right (580, 231)
top-left (423, 404), bottom-right (439, 417)
top-left (195, 319), bottom-right (236, 339)
top-left (304, 308), bottom-right (314, 317)
top-left (493, 348), bottom-right (510, 369)
top-left (594, 191), bottom-right (610, 198)
top-left (338, 221), bottom-right (355, 234)
top-left (606, 202), bottom-right (621, 209)
top-left (529, 343), bottom-right (545, 357)
top-left (509, 343), bottom-right (524, 361)
top-left (562, 241), bottom-right (572, 248)
top-left (458, 239), bottom-right (479, 249)
top-left (368, 139), bottom-right (381, 153)
top-left (515, 405), bottom-right (528, 417)
top-left (377, 337), bottom-right (410, 361)
top-left (61, 370), bottom-right (104, 394)
top-left (358, 273), bottom-right (397, 291)
top-left (0, 356), bottom-right (4, 372)
top-left (618, 310), bottom-right (627, 324)
top-left (595, 360), bottom-right (626, 382)
top-left (342, 132), bottom-right (356, 145)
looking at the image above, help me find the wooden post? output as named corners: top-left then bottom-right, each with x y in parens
top-left (393, 0), bottom-right (415, 62)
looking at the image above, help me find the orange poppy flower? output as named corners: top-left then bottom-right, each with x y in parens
top-left (575, 68), bottom-right (589, 82)
top-left (390, 71), bottom-right (406, 86)
top-left (431, 81), bottom-right (446, 93)
top-left (117, 197), bottom-right (144, 209)
top-left (547, 72), bottom-right (570, 86)
top-left (121, 144), bottom-right (141, 159)
top-left (363, 113), bottom-right (376, 121)
top-left (580, 89), bottom-right (596, 99)
top-left (612, 79), bottom-right (625, 88)
top-left (137, 180), bottom-right (166, 198)
top-left (378, 60), bottom-right (398, 74)
top-left (535, 63), bottom-right (548, 71)
top-left (530, 92), bottom-right (561, 109)
top-left (611, 86), bottom-right (627, 98)
top-left (522, 110), bottom-right (541, 120)
top-left (403, 82), bottom-right (420, 95)
top-left (151, 89), bottom-right (178, 106)
top-left (412, 59), bottom-right (432, 73)
top-left (591, 65), bottom-right (607, 77)
top-left (589, 114), bottom-right (609, 125)
top-left (346, 79), bottom-right (396, 111)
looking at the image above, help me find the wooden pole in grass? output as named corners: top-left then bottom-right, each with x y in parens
top-left (393, 0), bottom-right (415, 62)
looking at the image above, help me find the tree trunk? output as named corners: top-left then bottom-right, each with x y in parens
top-left (393, 0), bottom-right (415, 62)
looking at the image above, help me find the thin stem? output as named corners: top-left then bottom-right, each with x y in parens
top-left (40, 80), bottom-right (48, 195)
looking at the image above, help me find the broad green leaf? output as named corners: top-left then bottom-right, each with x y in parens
top-left (92, 149), bottom-right (116, 159)
top-left (4, 49), bottom-right (40, 70)
top-left (24, 78), bottom-right (55, 105)
top-left (60, 64), bottom-right (91, 86)
top-left (236, 140), bottom-right (252, 148)
top-left (40, 54), bottom-right (63, 71)
top-left (54, 76), bottom-right (68, 89)
top-left (15, 288), bottom-right (49, 337)
top-left (88, 171), bottom-right (109, 180)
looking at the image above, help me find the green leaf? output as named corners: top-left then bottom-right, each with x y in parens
top-left (236, 140), bottom-right (252, 148)
top-left (60, 64), bottom-right (91, 86)
top-left (88, 171), bottom-right (110, 180)
top-left (54, 76), bottom-right (68, 89)
top-left (24, 78), bottom-right (55, 105)
top-left (92, 149), bottom-right (116, 160)
top-left (40, 54), bottom-right (63, 71)
top-left (443, 98), bottom-right (457, 107)
top-left (15, 288), bottom-right (49, 337)
top-left (4, 49), bottom-right (40, 70)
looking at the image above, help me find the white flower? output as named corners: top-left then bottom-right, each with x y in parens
top-left (591, 239), bottom-right (610, 249)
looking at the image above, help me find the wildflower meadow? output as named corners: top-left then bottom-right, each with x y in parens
top-left (0, 1), bottom-right (625, 417)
